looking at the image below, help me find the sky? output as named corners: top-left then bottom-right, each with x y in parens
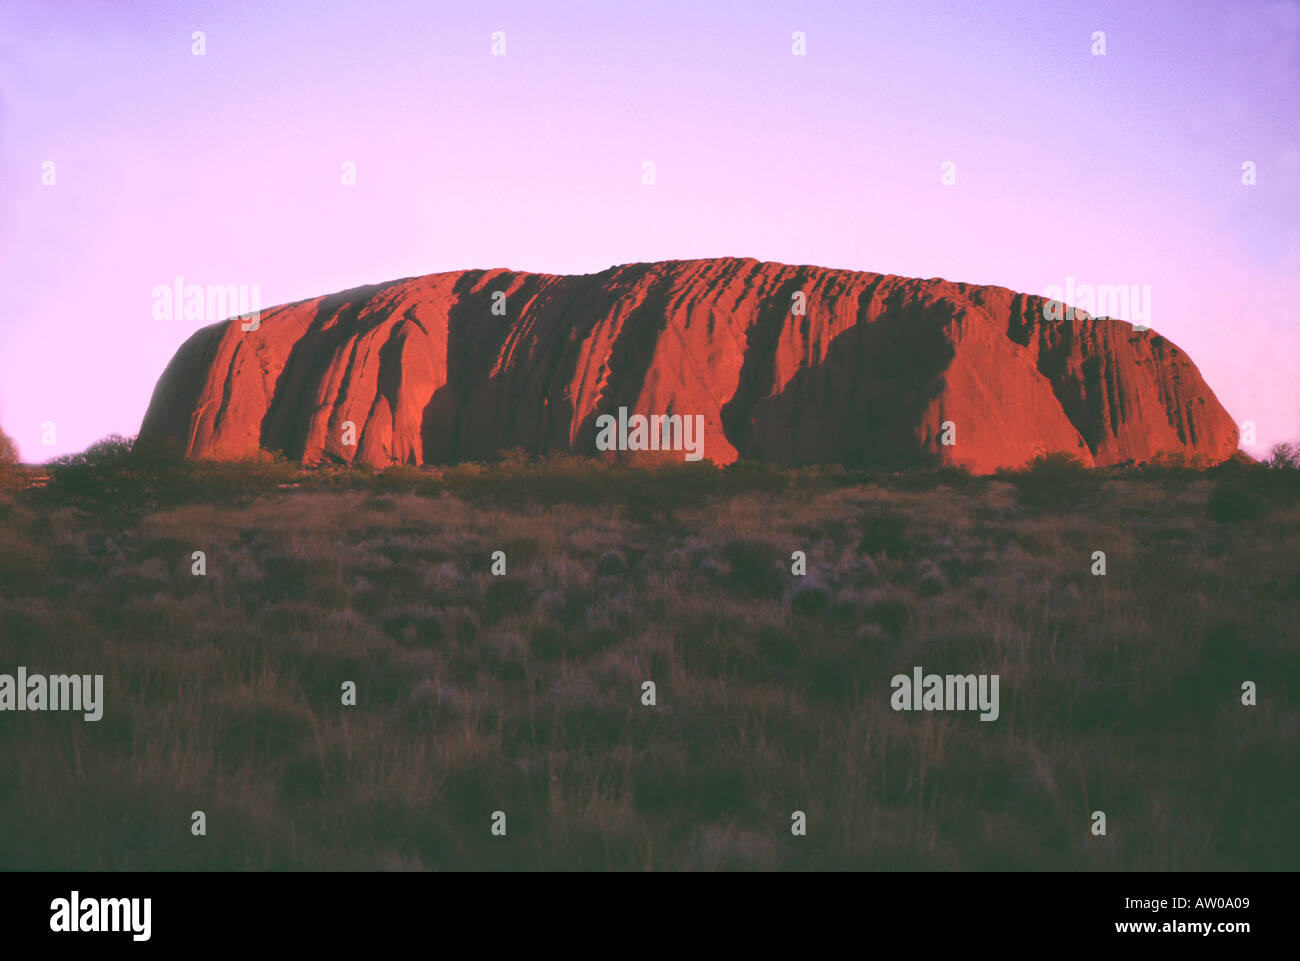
top-left (1, 0), bottom-right (1296, 461)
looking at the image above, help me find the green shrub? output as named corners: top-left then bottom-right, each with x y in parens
top-left (1267, 442), bottom-right (1299, 471)
top-left (54, 433), bottom-right (136, 470)
top-left (187, 451), bottom-right (300, 505)
top-left (1008, 451), bottom-right (1090, 510)
top-left (427, 453), bottom-right (793, 520)
top-left (39, 435), bottom-right (300, 517)
top-left (0, 427), bottom-right (21, 495)
top-left (891, 465), bottom-right (984, 493)
top-left (373, 464), bottom-right (426, 491)
top-left (722, 538), bottom-right (785, 598)
top-left (42, 434), bottom-right (150, 519)
top-left (857, 508), bottom-right (910, 558)
top-left (1207, 480), bottom-right (1263, 524)
top-left (0, 427), bottom-right (18, 468)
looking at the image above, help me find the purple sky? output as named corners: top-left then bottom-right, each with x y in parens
top-left (2, 0), bottom-right (1296, 460)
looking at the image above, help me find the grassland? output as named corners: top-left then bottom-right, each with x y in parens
top-left (0, 451), bottom-right (1296, 870)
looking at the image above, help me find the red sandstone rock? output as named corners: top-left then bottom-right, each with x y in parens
top-left (138, 258), bottom-right (1240, 473)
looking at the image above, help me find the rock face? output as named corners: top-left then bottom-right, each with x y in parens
top-left (139, 258), bottom-right (1239, 473)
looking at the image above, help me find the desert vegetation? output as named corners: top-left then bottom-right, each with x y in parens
top-left (0, 441), bottom-right (1296, 870)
